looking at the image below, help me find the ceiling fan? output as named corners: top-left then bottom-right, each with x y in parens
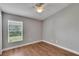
top-left (34, 3), bottom-right (45, 13)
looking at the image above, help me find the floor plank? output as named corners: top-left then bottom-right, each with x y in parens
top-left (2, 42), bottom-right (79, 56)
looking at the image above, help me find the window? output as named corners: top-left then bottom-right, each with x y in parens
top-left (8, 20), bottom-right (23, 43)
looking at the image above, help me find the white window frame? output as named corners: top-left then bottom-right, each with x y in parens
top-left (8, 20), bottom-right (23, 43)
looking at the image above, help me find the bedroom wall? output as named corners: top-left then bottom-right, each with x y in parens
top-left (0, 9), bottom-right (2, 53)
top-left (2, 12), bottom-right (43, 49)
top-left (43, 3), bottom-right (79, 52)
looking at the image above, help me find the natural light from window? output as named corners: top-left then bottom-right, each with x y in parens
top-left (8, 20), bottom-right (23, 43)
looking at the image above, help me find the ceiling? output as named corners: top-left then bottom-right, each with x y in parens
top-left (0, 3), bottom-right (70, 20)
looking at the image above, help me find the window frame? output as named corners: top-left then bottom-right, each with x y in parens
top-left (8, 20), bottom-right (23, 43)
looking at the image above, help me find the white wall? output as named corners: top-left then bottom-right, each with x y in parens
top-left (0, 9), bottom-right (2, 54)
top-left (43, 4), bottom-right (79, 52)
top-left (2, 12), bottom-right (43, 49)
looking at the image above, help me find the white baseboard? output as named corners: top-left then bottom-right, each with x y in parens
top-left (42, 40), bottom-right (79, 55)
top-left (2, 40), bottom-right (79, 55)
top-left (2, 40), bottom-right (42, 51)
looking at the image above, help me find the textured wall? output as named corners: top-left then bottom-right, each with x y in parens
top-left (0, 10), bottom-right (2, 53)
top-left (43, 4), bottom-right (79, 52)
top-left (2, 13), bottom-right (42, 49)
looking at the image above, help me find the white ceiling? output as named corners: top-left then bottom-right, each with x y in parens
top-left (0, 3), bottom-right (70, 20)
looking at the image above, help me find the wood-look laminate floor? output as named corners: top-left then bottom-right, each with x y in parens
top-left (2, 42), bottom-right (78, 56)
